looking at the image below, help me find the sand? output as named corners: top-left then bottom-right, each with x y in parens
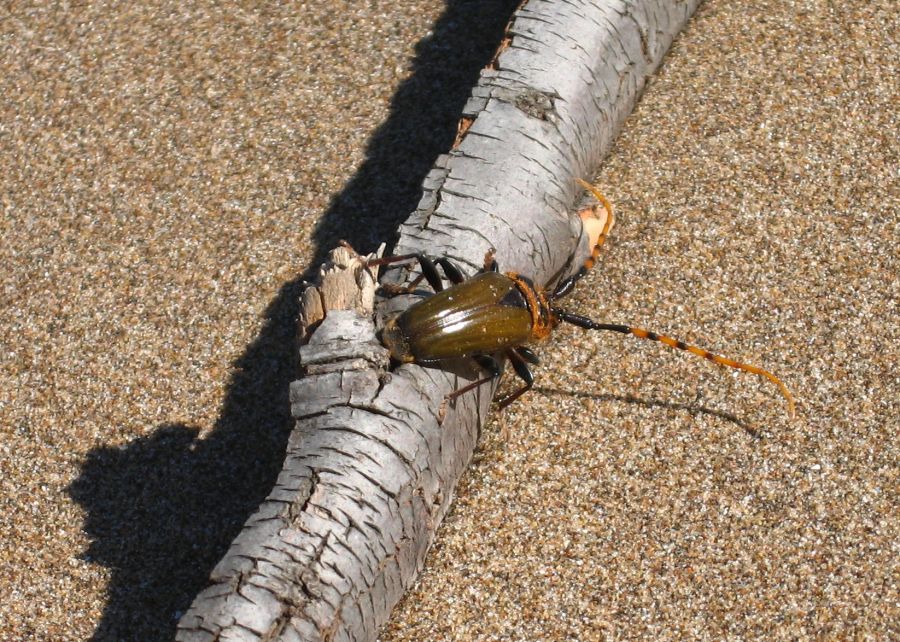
top-left (1, 1), bottom-right (896, 640)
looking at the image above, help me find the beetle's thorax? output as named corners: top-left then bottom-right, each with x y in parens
top-left (504, 271), bottom-right (554, 341)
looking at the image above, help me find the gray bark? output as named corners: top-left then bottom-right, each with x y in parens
top-left (176, 1), bottom-right (701, 641)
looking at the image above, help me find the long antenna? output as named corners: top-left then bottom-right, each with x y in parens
top-left (554, 310), bottom-right (796, 419)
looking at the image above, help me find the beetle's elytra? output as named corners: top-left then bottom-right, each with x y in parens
top-left (370, 179), bottom-right (795, 417)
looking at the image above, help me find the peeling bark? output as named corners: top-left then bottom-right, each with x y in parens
top-left (176, 1), bottom-right (701, 641)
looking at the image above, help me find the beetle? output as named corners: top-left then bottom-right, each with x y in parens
top-left (369, 179), bottom-right (795, 417)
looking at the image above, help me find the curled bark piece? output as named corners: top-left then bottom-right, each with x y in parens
top-left (176, 1), bottom-right (700, 640)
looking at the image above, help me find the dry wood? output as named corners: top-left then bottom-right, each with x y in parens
top-left (176, 1), bottom-right (701, 640)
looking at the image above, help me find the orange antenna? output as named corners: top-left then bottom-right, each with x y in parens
top-left (554, 311), bottom-right (796, 419)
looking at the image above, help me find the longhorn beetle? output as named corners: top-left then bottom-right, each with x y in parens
top-left (369, 179), bottom-right (795, 418)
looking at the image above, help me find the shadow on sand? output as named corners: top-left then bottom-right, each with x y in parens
top-left (67, 1), bottom-right (520, 639)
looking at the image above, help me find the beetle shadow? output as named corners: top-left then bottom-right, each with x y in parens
top-left (67, 1), bottom-right (521, 640)
top-left (531, 386), bottom-right (758, 436)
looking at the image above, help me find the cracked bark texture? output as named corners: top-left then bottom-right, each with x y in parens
top-left (175, 1), bottom-right (701, 641)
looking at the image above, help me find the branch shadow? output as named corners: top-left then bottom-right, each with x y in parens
top-left (67, 1), bottom-right (520, 640)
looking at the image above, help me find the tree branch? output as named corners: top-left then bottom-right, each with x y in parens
top-left (176, 1), bottom-right (701, 640)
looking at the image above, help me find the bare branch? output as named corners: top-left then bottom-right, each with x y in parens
top-left (176, 2), bottom-right (701, 640)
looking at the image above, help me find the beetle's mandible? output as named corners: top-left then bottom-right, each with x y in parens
top-left (368, 179), bottom-right (795, 418)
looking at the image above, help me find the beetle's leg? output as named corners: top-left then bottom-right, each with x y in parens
top-left (408, 256), bottom-right (465, 290)
top-left (474, 355), bottom-right (502, 376)
top-left (553, 309), bottom-right (796, 418)
top-left (496, 348), bottom-right (535, 409)
top-left (434, 257), bottom-right (466, 285)
top-left (445, 375), bottom-right (497, 403)
top-left (445, 350), bottom-right (536, 409)
top-left (550, 179), bottom-right (615, 301)
top-left (365, 253), bottom-right (421, 268)
top-left (370, 253), bottom-right (426, 294)
top-left (379, 273), bottom-right (426, 295)
top-left (368, 253), bottom-right (460, 293)
top-left (445, 356), bottom-right (501, 405)
top-left (516, 346), bottom-right (540, 365)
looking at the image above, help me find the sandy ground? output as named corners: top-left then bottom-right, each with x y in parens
top-left (1, 1), bottom-right (896, 641)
